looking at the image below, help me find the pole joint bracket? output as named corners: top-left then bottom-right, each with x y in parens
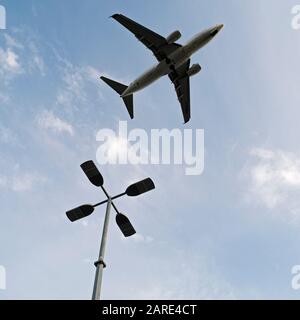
top-left (94, 258), bottom-right (106, 268)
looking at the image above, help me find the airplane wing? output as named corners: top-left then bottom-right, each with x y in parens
top-left (111, 14), bottom-right (181, 62)
top-left (168, 60), bottom-right (191, 123)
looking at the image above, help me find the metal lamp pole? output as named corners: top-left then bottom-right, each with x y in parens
top-left (66, 160), bottom-right (155, 300)
top-left (92, 198), bottom-right (112, 300)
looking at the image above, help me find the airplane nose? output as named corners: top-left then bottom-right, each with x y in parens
top-left (210, 24), bottom-right (224, 37)
top-left (217, 24), bottom-right (224, 31)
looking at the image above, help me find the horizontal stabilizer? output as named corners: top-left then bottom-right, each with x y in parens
top-left (100, 76), bottom-right (127, 95)
top-left (100, 76), bottom-right (134, 119)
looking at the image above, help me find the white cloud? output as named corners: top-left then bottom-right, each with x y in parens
top-left (0, 31), bottom-right (46, 83)
top-left (0, 172), bottom-right (46, 192)
top-left (0, 47), bottom-right (22, 76)
top-left (243, 148), bottom-right (300, 221)
top-left (37, 110), bottom-right (74, 136)
top-left (4, 34), bottom-right (24, 49)
top-left (6, 49), bottom-right (20, 69)
top-left (0, 34), bottom-right (27, 87)
top-left (11, 173), bottom-right (44, 192)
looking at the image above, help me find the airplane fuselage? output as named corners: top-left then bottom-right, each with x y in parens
top-left (121, 24), bottom-right (223, 97)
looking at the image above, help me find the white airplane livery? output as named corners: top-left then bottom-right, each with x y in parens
top-left (101, 14), bottom-right (223, 123)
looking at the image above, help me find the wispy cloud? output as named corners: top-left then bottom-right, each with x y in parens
top-left (0, 172), bottom-right (47, 192)
top-left (36, 110), bottom-right (74, 136)
top-left (4, 34), bottom-right (24, 49)
top-left (0, 176), bottom-right (7, 188)
top-left (11, 173), bottom-right (46, 192)
top-left (0, 92), bottom-right (10, 104)
top-left (57, 65), bottom-right (86, 107)
top-left (0, 31), bottom-right (46, 104)
top-left (55, 63), bottom-right (104, 112)
top-left (121, 253), bottom-right (236, 300)
top-left (0, 125), bottom-right (17, 144)
top-left (28, 41), bottom-right (45, 76)
top-left (85, 66), bottom-right (101, 83)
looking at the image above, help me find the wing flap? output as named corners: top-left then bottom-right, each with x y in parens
top-left (168, 60), bottom-right (191, 123)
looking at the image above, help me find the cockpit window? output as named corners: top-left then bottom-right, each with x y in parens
top-left (210, 28), bottom-right (219, 37)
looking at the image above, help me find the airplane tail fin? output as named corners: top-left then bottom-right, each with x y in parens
top-left (100, 76), bottom-right (134, 119)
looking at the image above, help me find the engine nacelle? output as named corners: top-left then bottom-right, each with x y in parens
top-left (166, 30), bottom-right (181, 44)
top-left (187, 64), bottom-right (201, 77)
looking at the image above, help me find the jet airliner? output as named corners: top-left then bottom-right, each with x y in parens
top-left (101, 14), bottom-right (223, 123)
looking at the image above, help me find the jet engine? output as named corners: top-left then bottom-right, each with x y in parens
top-left (166, 30), bottom-right (181, 44)
top-left (187, 64), bottom-right (201, 77)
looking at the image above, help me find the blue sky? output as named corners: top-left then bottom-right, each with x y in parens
top-left (1, 0), bottom-right (300, 299)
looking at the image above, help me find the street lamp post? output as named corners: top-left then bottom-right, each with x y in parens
top-left (92, 198), bottom-right (111, 300)
top-left (66, 160), bottom-right (155, 300)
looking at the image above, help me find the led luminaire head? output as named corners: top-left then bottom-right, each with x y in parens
top-left (66, 205), bottom-right (94, 222)
top-left (126, 178), bottom-right (155, 197)
top-left (80, 161), bottom-right (104, 187)
top-left (116, 213), bottom-right (136, 237)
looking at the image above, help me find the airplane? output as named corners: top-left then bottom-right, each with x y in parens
top-left (100, 14), bottom-right (223, 123)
